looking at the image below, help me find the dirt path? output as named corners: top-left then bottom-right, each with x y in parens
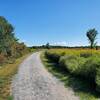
top-left (11, 52), bottom-right (79, 100)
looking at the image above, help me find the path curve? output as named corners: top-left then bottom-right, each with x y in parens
top-left (11, 52), bottom-right (79, 100)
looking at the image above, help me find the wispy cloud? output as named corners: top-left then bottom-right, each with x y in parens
top-left (51, 41), bottom-right (67, 46)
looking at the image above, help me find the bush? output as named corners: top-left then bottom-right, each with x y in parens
top-left (59, 55), bottom-right (85, 74)
top-left (59, 54), bottom-right (100, 80)
top-left (45, 51), bottom-right (61, 63)
top-left (45, 49), bottom-right (100, 93)
top-left (79, 56), bottom-right (100, 81)
top-left (96, 68), bottom-right (100, 92)
top-left (80, 52), bottom-right (92, 58)
top-left (59, 54), bottom-right (100, 93)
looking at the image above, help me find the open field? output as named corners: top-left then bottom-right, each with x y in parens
top-left (41, 49), bottom-right (100, 100)
top-left (1, 1), bottom-right (100, 99)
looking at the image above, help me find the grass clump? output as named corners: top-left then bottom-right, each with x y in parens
top-left (0, 54), bottom-right (30, 100)
top-left (59, 55), bottom-right (85, 75)
top-left (43, 49), bottom-right (100, 100)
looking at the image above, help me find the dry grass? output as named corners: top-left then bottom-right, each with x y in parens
top-left (47, 48), bottom-right (100, 56)
top-left (0, 54), bottom-right (31, 100)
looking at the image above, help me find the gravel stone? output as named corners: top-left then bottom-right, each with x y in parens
top-left (11, 52), bottom-right (79, 100)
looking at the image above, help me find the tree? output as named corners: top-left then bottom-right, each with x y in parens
top-left (86, 28), bottom-right (98, 49)
top-left (0, 16), bottom-right (16, 56)
top-left (0, 16), bottom-right (29, 65)
top-left (0, 16), bottom-right (29, 58)
top-left (46, 42), bottom-right (50, 49)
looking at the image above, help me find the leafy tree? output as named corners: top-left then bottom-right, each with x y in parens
top-left (86, 28), bottom-right (98, 49)
top-left (0, 16), bottom-right (15, 55)
top-left (46, 42), bottom-right (50, 49)
top-left (0, 16), bottom-right (29, 60)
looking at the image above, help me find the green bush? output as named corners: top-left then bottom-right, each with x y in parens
top-left (45, 51), bottom-right (61, 62)
top-left (80, 52), bottom-right (92, 58)
top-left (96, 68), bottom-right (100, 92)
top-left (59, 55), bottom-right (100, 80)
top-left (79, 56), bottom-right (100, 81)
top-left (45, 50), bottom-right (100, 92)
top-left (59, 54), bottom-right (100, 93)
top-left (59, 55), bottom-right (85, 74)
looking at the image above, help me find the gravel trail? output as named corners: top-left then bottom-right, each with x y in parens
top-left (11, 52), bottom-right (79, 100)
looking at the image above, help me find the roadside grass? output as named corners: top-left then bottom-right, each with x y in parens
top-left (41, 52), bottom-right (100, 100)
top-left (0, 53), bottom-right (31, 100)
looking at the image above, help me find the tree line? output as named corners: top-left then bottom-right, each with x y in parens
top-left (31, 28), bottom-right (99, 50)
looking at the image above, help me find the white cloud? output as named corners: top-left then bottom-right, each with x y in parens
top-left (51, 41), bottom-right (67, 46)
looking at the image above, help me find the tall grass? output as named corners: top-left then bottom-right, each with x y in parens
top-left (45, 49), bottom-right (100, 94)
top-left (0, 54), bottom-right (31, 100)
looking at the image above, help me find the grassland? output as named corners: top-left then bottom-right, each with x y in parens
top-left (0, 53), bottom-right (31, 100)
top-left (41, 49), bottom-right (100, 100)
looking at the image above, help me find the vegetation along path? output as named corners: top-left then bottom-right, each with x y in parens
top-left (11, 52), bottom-right (79, 100)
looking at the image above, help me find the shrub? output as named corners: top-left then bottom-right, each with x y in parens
top-left (79, 56), bottom-right (100, 81)
top-left (59, 55), bottom-right (85, 74)
top-left (59, 54), bottom-right (100, 93)
top-left (59, 54), bottom-right (100, 80)
top-left (96, 68), bottom-right (100, 92)
top-left (45, 51), bottom-right (61, 63)
top-left (80, 52), bottom-right (92, 58)
top-left (45, 49), bottom-right (100, 92)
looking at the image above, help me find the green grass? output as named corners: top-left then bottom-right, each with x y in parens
top-left (0, 53), bottom-right (31, 100)
top-left (41, 52), bottom-right (100, 100)
top-left (7, 96), bottom-right (13, 100)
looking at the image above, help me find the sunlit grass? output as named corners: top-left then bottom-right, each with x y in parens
top-left (0, 54), bottom-right (31, 100)
top-left (47, 48), bottom-right (100, 56)
top-left (41, 50), bottom-right (100, 100)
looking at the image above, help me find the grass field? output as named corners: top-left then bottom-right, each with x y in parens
top-left (41, 49), bottom-right (100, 100)
top-left (45, 48), bottom-right (100, 56)
top-left (0, 53), bottom-right (31, 100)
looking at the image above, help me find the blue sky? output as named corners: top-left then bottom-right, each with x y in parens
top-left (0, 0), bottom-right (100, 46)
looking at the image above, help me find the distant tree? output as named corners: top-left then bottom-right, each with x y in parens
top-left (96, 46), bottom-right (98, 50)
top-left (46, 42), bottom-right (50, 49)
top-left (86, 28), bottom-right (98, 49)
